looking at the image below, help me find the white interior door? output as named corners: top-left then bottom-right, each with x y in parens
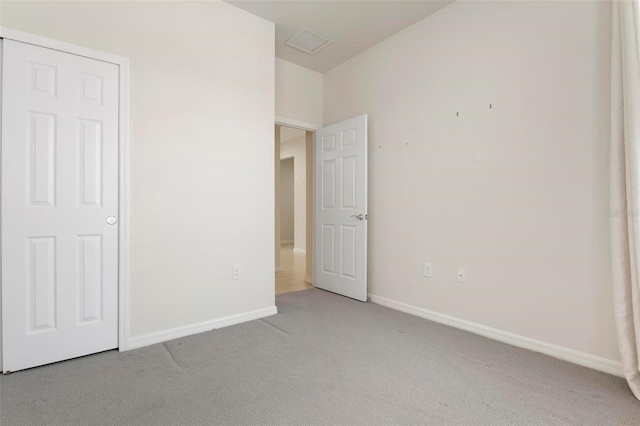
top-left (1, 39), bottom-right (119, 372)
top-left (314, 115), bottom-right (367, 301)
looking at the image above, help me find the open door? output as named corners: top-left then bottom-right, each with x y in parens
top-left (314, 115), bottom-right (367, 301)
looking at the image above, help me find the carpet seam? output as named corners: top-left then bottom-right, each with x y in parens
top-left (167, 336), bottom-right (289, 369)
top-left (259, 318), bottom-right (292, 337)
top-left (161, 342), bottom-right (184, 370)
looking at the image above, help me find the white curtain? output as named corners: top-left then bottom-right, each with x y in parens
top-left (611, 0), bottom-right (640, 400)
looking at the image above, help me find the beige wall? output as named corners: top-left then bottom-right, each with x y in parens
top-left (324, 0), bottom-right (617, 361)
top-left (280, 158), bottom-right (295, 242)
top-left (276, 58), bottom-right (323, 127)
top-left (274, 125), bottom-right (281, 272)
top-left (1, 1), bottom-right (276, 341)
top-left (280, 135), bottom-right (307, 252)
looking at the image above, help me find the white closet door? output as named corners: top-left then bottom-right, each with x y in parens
top-left (2, 39), bottom-right (119, 372)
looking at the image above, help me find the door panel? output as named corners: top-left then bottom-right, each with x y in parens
top-left (28, 112), bottom-right (57, 206)
top-left (315, 115), bottom-right (367, 301)
top-left (341, 155), bottom-right (357, 209)
top-left (78, 119), bottom-right (104, 206)
top-left (322, 160), bottom-right (336, 208)
top-left (78, 234), bottom-right (104, 323)
top-left (2, 39), bottom-right (119, 372)
top-left (28, 236), bottom-right (57, 332)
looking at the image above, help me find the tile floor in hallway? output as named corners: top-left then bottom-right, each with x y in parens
top-left (276, 243), bottom-right (313, 295)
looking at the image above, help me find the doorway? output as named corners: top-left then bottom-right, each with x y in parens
top-left (275, 124), bottom-right (313, 294)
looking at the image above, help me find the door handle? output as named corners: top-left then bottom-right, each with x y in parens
top-left (106, 216), bottom-right (117, 225)
top-left (350, 214), bottom-right (365, 221)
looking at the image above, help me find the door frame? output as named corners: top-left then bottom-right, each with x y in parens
top-left (0, 27), bottom-right (132, 357)
top-left (275, 117), bottom-right (318, 288)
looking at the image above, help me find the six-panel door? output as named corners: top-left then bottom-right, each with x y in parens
top-left (2, 39), bottom-right (119, 372)
top-left (314, 115), bottom-right (368, 301)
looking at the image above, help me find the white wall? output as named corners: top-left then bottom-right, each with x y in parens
top-left (280, 135), bottom-right (307, 252)
top-left (276, 58), bottom-right (323, 128)
top-left (1, 1), bottom-right (276, 342)
top-left (324, 1), bottom-right (618, 362)
top-left (280, 158), bottom-right (295, 243)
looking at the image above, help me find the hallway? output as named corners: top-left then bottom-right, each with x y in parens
top-left (276, 243), bottom-right (313, 295)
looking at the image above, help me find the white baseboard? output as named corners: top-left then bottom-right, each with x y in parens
top-left (368, 294), bottom-right (624, 378)
top-left (293, 248), bottom-right (306, 254)
top-left (275, 266), bottom-right (282, 273)
top-left (280, 240), bottom-right (293, 245)
top-left (125, 306), bottom-right (278, 351)
top-left (305, 276), bottom-right (313, 285)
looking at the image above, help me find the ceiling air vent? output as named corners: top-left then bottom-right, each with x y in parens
top-left (285, 28), bottom-right (332, 55)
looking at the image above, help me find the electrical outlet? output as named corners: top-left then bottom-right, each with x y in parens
top-left (457, 267), bottom-right (466, 283)
top-left (423, 262), bottom-right (433, 278)
top-left (232, 264), bottom-right (242, 280)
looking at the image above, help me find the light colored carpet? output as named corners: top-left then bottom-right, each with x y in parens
top-left (1, 288), bottom-right (639, 425)
top-left (164, 320), bottom-right (288, 368)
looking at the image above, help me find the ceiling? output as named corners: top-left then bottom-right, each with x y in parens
top-left (280, 126), bottom-right (306, 143)
top-left (226, 0), bottom-right (455, 73)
